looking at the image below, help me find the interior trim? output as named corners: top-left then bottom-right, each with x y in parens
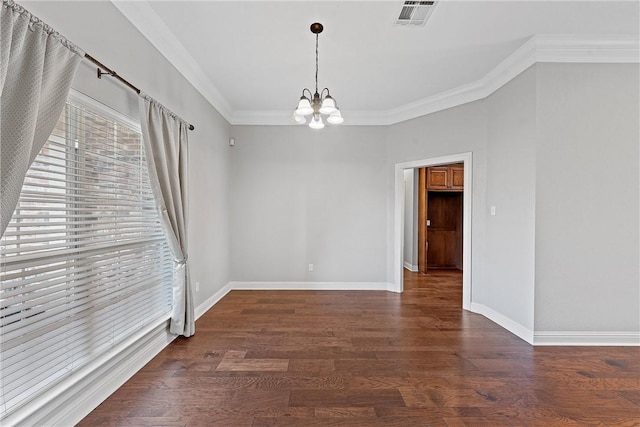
top-left (469, 302), bottom-right (535, 345)
top-left (392, 152), bottom-right (473, 309)
top-left (533, 331), bottom-right (640, 346)
top-left (194, 283), bottom-right (233, 320)
top-left (229, 281), bottom-right (392, 291)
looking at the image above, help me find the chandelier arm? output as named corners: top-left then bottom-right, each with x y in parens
top-left (302, 88), bottom-right (313, 100)
top-left (320, 88), bottom-right (330, 100)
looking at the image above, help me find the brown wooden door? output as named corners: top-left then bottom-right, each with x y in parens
top-left (427, 192), bottom-right (463, 269)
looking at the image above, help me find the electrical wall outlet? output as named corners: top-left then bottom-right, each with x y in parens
top-left (195, 282), bottom-right (200, 292)
top-left (308, 264), bottom-right (314, 272)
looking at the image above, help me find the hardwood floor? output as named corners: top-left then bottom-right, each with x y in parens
top-left (79, 270), bottom-right (640, 426)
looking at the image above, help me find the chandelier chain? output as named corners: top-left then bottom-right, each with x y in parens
top-left (315, 33), bottom-right (319, 94)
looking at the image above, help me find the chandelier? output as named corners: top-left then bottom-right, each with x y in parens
top-left (293, 22), bottom-right (343, 129)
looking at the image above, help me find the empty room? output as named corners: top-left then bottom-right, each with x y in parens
top-left (0, 0), bottom-right (638, 426)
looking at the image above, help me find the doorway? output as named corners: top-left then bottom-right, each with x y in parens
top-left (392, 153), bottom-right (472, 310)
top-left (418, 163), bottom-right (464, 273)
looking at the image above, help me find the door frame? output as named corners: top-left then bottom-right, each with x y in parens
top-left (392, 152), bottom-right (473, 310)
top-left (418, 167), bottom-right (427, 273)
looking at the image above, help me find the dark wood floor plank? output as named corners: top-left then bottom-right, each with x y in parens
top-left (252, 416), bottom-right (447, 427)
top-left (115, 417), bottom-right (188, 426)
top-left (186, 416), bottom-right (253, 427)
top-left (313, 406), bottom-right (377, 417)
top-left (289, 389), bottom-right (405, 407)
top-left (215, 358), bottom-right (289, 372)
top-left (78, 270), bottom-right (640, 426)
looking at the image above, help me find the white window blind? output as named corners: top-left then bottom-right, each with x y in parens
top-left (0, 94), bottom-right (173, 419)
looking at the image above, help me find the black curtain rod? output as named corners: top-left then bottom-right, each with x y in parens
top-left (84, 53), bottom-right (195, 131)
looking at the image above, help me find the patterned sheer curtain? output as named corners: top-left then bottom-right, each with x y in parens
top-left (0, 0), bottom-right (84, 235)
top-left (139, 93), bottom-right (194, 337)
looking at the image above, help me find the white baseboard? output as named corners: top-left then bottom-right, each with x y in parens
top-left (228, 281), bottom-right (391, 291)
top-left (469, 302), bottom-right (534, 345)
top-left (403, 262), bottom-right (418, 272)
top-left (534, 331), bottom-right (640, 346)
top-left (195, 282), bottom-right (233, 320)
top-left (6, 320), bottom-right (175, 427)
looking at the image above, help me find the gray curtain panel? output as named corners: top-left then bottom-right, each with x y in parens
top-left (0, 0), bottom-right (84, 235)
top-left (139, 94), bottom-right (194, 337)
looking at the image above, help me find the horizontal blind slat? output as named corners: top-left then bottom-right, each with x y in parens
top-left (1, 253), bottom-right (172, 312)
top-left (1, 269), bottom-right (172, 347)
top-left (1, 227), bottom-right (164, 248)
top-left (27, 160), bottom-right (151, 188)
top-left (1, 261), bottom-right (171, 328)
top-left (41, 139), bottom-right (153, 172)
top-left (3, 217), bottom-right (155, 227)
top-left (1, 299), bottom-right (170, 370)
top-left (3, 219), bottom-right (156, 235)
top-left (1, 237), bottom-right (169, 268)
top-left (1, 245), bottom-right (170, 289)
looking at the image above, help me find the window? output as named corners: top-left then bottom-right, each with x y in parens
top-left (0, 93), bottom-right (173, 418)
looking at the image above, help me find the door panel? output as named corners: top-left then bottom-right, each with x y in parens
top-left (427, 167), bottom-right (448, 190)
top-left (427, 192), bottom-right (463, 269)
top-left (451, 166), bottom-right (464, 189)
top-left (427, 231), bottom-right (457, 267)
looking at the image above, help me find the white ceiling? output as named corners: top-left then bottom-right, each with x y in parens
top-left (115, 1), bottom-right (639, 124)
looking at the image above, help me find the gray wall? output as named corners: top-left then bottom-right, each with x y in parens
top-left (229, 125), bottom-right (387, 283)
top-left (535, 63), bottom-right (640, 332)
top-left (484, 66), bottom-right (537, 332)
top-left (23, 1), bottom-right (232, 309)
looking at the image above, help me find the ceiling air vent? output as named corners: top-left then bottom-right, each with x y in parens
top-left (395, 1), bottom-right (437, 26)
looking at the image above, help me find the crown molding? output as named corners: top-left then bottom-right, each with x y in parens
top-left (534, 34), bottom-right (640, 63)
top-left (110, 1), bottom-right (640, 127)
top-left (111, 0), bottom-right (234, 123)
top-left (386, 34), bottom-right (639, 125)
